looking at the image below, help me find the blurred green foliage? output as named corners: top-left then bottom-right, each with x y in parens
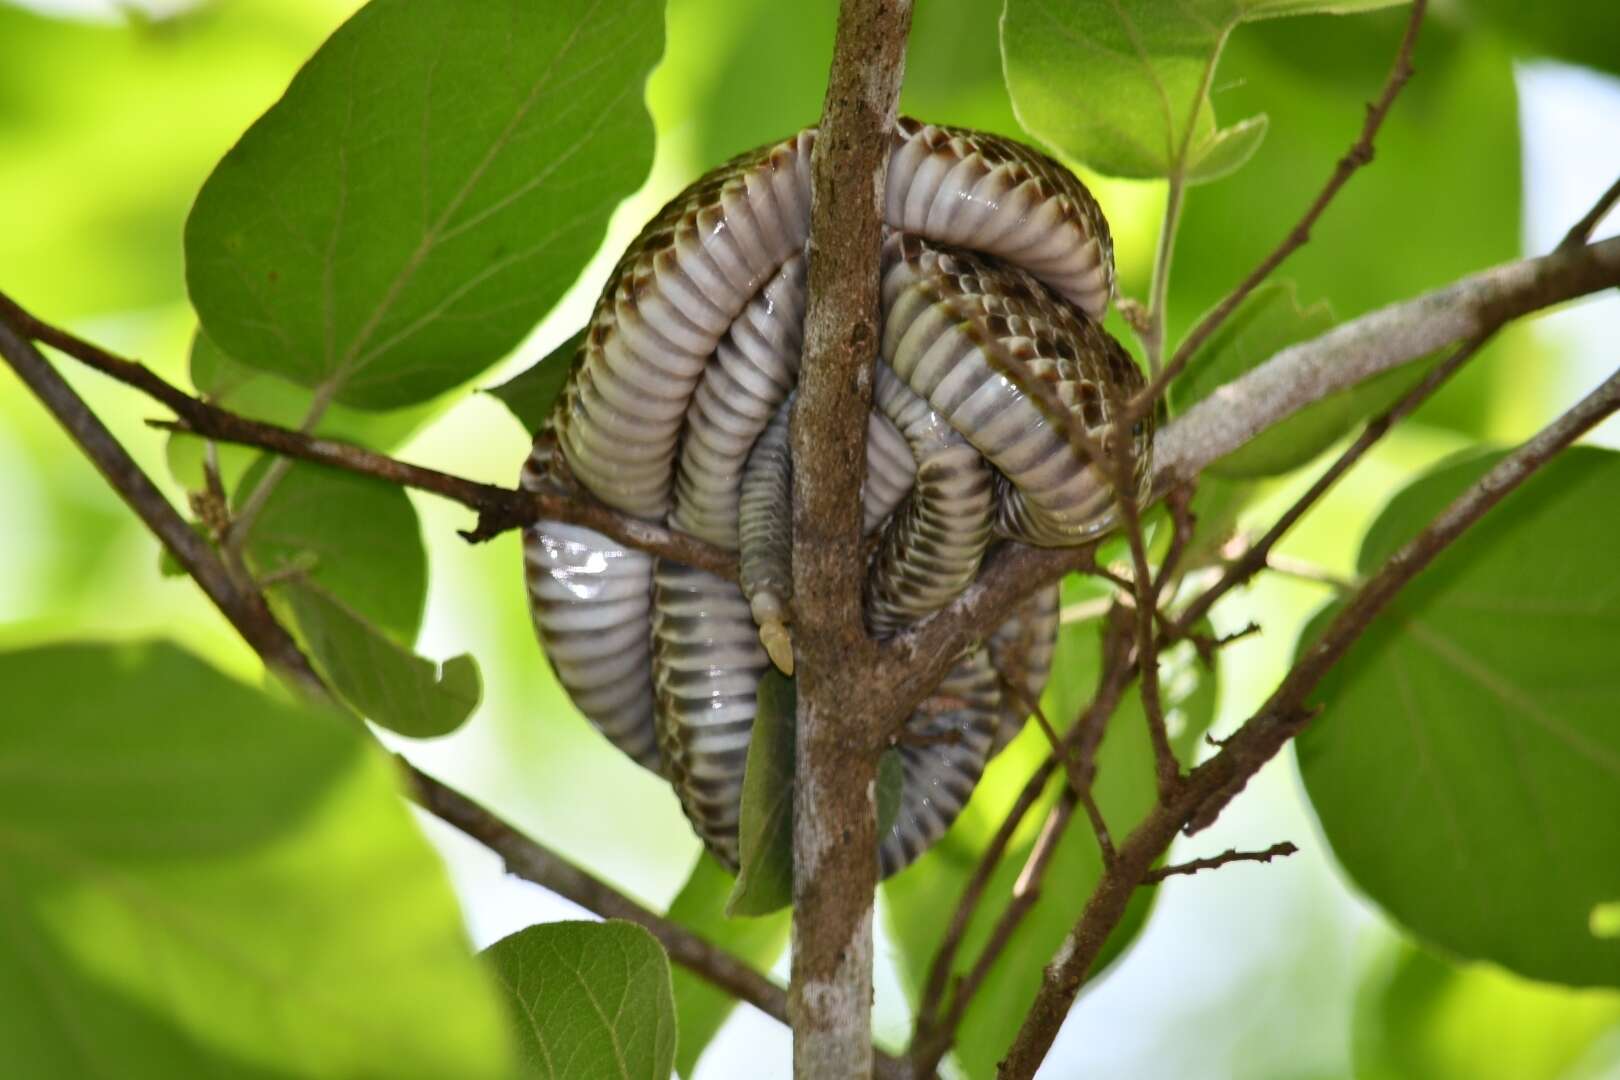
top-left (1356, 943), bottom-right (1620, 1080)
top-left (2, 0), bottom-right (1618, 1077)
top-left (0, 641), bottom-right (515, 1080)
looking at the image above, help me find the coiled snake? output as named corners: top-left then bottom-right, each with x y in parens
top-left (522, 118), bottom-right (1151, 878)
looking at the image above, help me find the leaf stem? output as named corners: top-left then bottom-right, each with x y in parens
top-left (224, 378), bottom-right (339, 558)
top-left (1144, 172), bottom-right (1185, 374)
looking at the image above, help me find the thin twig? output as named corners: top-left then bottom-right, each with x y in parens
top-left (912, 756), bottom-right (1059, 1059)
top-left (912, 606), bottom-right (1136, 1077)
top-left (0, 289), bottom-right (737, 577)
top-left (1255, 552), bottom-right (1358, 593)
top-left (1142, 173), bottom-right (1186, 374)
top-left (1167, 329), bottom-right (1491, 638)
top-left (934, 791), bottom-right (1078, 1056)
top-left (0, 318), bottom-right (325, 697)
top-left (1559, 171), bottom-right (1620, 251)
top-left (1011, 685), bottom-right (1116, 867)
top-left (224, 379), bottom-right (337, 556)
top-left (1107, 413), bottom-right (1178, 795)
top-left (1130, 0), bottom-right (1428, 419)
top-left (997, 367), bottom-right (1620, 1079)
top-left (0, 310), bottom-right (924, 1078)
top-left (1143, 841), bottom-right (1298, 884)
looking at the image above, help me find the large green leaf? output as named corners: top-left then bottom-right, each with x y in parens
top-left (884, 597), bottom-right (1218, 1079)
top-left (1355, 944), bottom-right (1620, 1080)
top-left (1298, 447), bottom-right (1620, 987)
top-left (484, 920), bottom-right (676, 1080)
top-left (1001, 0), bottom-right (1407, 182)
top-left (665, 853), bottom-right (790, 1078)
top-left (238, 459), bottom-right (480, 738)
top-left (0, 641), bottom-right (513, 1080)
top-left (186, 0), bottom-right (663, 408)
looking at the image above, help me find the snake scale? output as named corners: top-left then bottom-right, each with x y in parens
top-left (521, 118), bottom-right (1152, 878)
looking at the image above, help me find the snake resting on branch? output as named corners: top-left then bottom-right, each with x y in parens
top-left (521, 118), bottom-right (1152, 878)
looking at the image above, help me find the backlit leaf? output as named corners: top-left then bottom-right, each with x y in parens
top-left (0, 641), bottom-right (513, 1080)
top-left (1298, 447), bottom-right (1620, 987)
top-left (186, 0), bottom-right (664, 408)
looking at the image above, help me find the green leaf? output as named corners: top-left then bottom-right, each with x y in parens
top-left (486, 328), bottom-right (585, 435)
top-left (1166, 15), bottom-right (1539, 441)
top-left (1184, 112), bottom-right (1270, 183)
top-left (1000, 0), bottom-right (1406, 181)
top-left (278, 580), bottom-right (481, 739)
top-left (877, 749), bottom-right (904, 838)
top-left (239, 458), bottom-right (426, 643)
top-left (237, 459), bottom-right (480, 738)
top-left (884, 601), bottom-right (1218, 1078)
top-left (1298, 447), bottom-right (1620, 987)
top-left (0, 641), bottom-right (514, 1080)
top-left (727, 669), bottom-right (796, 917)
top-left (484, 920), bottom-right (676, 1080)
top-left (1354, 944), bottom-right (1620, 1080)
top-left (665, 853), bottom-right (790, 1078)
top-left (185, 0), bottom-right (664, 409)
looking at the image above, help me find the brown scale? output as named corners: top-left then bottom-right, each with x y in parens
top-left (899, 239), bottom-right (1154, 502)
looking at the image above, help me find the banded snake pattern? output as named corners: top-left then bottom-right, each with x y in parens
top-left (522, 118), bottom-right (1152, 878)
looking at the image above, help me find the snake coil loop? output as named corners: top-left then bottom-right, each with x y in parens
top-left (522, 118), bottom-right (1151, 877)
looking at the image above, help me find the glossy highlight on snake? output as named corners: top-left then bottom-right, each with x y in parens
top-left (521, 118), bottom-right (1152, 878)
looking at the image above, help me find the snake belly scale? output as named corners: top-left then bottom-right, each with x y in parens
top-left (521, 118), bottom-right (1151, 878)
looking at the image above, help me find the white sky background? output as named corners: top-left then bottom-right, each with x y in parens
top-left (14, 2), bottom-right (1618, 1075)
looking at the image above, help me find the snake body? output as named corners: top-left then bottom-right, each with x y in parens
top-left (522, 119), bottom-right (1149, 877)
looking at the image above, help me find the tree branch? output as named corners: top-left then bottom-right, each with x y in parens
top-left (995, 365), bottom-right (1620, 1079)
top-left (1559, 171), bottom-right (1620, 251)
top-left (1152, 235), bottom-right (1620, 486)
top-left (0, 317), bottom-right (325, 697)
top-left (1142, 841), bottom-right (1298, 884)
top-left (1168, 328), bottom-right (1493, 637)
top-left (0, 313), bottom-right (918, 1074)
top-left (788, 1), bottom-right (913, 1076)
top-left (0, 290), bottom-right (738, 579)
top-left (1132, 0), bottom-right (1427, 416)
